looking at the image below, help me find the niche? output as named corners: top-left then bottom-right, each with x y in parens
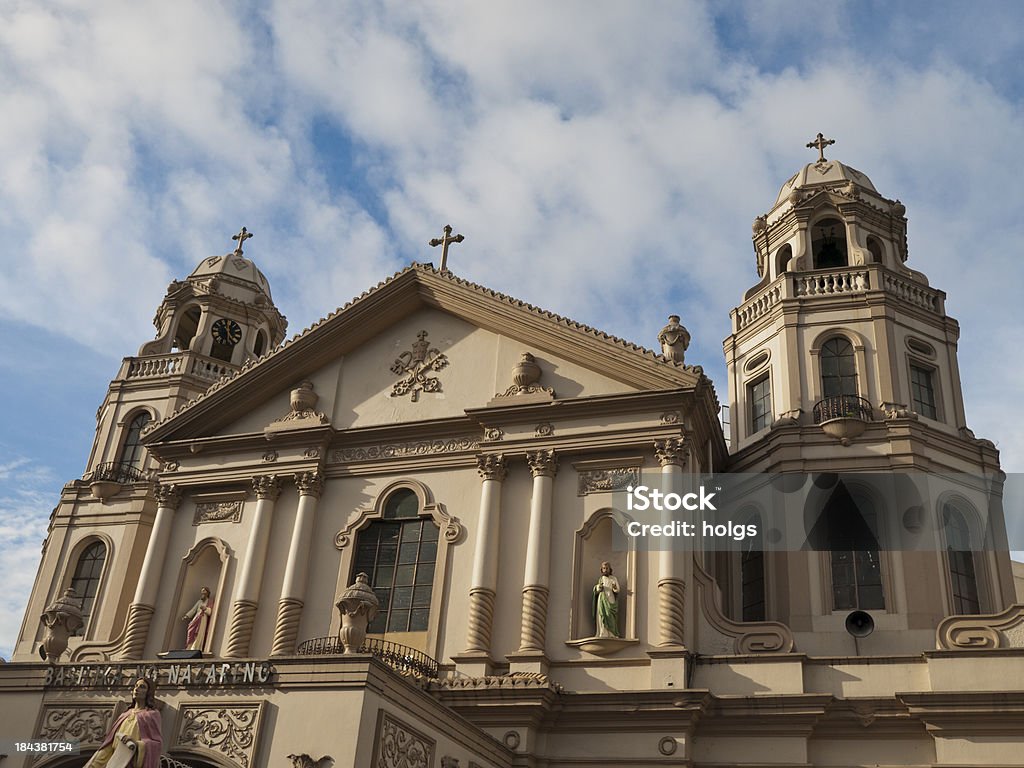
top-left (812, 217), bottom-right (848, 269)
top-left (162, 538), bottom-right (230, 655)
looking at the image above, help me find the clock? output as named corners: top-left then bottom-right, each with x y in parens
top-left (211, 318), bottom-right (242, 346)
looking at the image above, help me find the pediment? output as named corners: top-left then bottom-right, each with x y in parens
top-left (144, 265), bottom-right (705, 443)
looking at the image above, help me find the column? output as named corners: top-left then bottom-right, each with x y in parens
top-left (518, 449), bottom-right (557, 654)
top-left (225, 474), bottom-right (281, 658)
top-left (655, 437), bottom-right (687, 648)
top-left (464, 454), bottom-right (508, 655)
top-left (271, 471), bottom-right (324, 656)
top-left (120, 483), bottom-right (182, 660)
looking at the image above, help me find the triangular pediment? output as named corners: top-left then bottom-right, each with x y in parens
top-left (144, 265), bottom-right (706, 443)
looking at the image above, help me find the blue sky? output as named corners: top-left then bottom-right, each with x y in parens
top-left (2, 1), bottom-right (1023, 657)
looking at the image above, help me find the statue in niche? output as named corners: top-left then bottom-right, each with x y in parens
top-left (84, 677), bottom-right (162, 768)
top-left (592, 562), bottom-right (620, 638)
top-left (181, 586), bottom-right (213, 651)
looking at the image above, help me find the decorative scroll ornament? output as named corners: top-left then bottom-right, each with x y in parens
top-left (177, 704), bottom-right (262, 768)
top-left (390, 330), bottom-right (449, 402)
top-left (37, 704), bottom-right (115, 749)
top-left (373, 712), bottom-right (435, 768)
top-left (658, 315), bottom-right (690, 363)
top-left (494, 352), bottom-right (555, 400)
top-left (266, 380), bottom-right (329, 437)
top-left (193, 501), bottom-right (243, 525)
top-left (331, 437), bottom-right (479, 463)
top-left (578, 466), bottom-right (640, 495)
top-left (288, 755), bottom-right (333, 768)
top-left (936, 603), bottom-right (1024, 650)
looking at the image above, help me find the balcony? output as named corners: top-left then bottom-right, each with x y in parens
top-left (119, 351), bottom-right (239, 383)
top-left (85, 461), bottom-right (148, 501)
top-left (813, 394), bottom-right (873, 445)
top-left (296, 636), bottom-right (440, 679)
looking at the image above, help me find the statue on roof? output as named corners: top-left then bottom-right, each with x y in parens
top-left (658, 315), bottom-right (690, 363)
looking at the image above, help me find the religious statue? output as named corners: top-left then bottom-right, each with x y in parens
top-left (592, 562), bottom-right (620, 638)
top-left (658, 315), bottom-right (690, 364)
top-left (181, 587), bottom-right (213, 652)
top-left (84, 677), bottom-right (162, 768)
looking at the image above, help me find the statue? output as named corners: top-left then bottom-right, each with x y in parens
top-left (658, 315), bottom-right (690, 364)
top-left (181, 587), bottom-right (212, 652)
top-left (84, 677), bottom-right (162, 768)
top-left (592, 562), bottom-right (620, 638)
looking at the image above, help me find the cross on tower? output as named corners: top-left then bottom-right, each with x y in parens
top-left (806, 132), bottom-right (836, 163)
top-left (232, 227), bottom-right (254, 256)
top-left (429, 224), bottom-right (464, 273)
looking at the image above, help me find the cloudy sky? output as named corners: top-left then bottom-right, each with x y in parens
top-left (2, 1), bottom-right (1023, 657)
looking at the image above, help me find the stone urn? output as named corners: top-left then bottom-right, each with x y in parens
top-left (336, 573), bottom-right (380, 653)
top-left (290, 380), bottom-right (318, 413)
top-left (658, 315), bottom-right (691, 363)
top-left (40, 588), bottom-right (84, 661)
top-left (512, 353), bottom-right (541, 389)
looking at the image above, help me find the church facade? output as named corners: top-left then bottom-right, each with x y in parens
top-left (3, 141), bottom-right (1023, 768)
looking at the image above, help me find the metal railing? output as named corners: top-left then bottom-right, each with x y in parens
top-left (85, 461), bottom-right (148, 484)
top-left (812, 394), bottom-right (873, 424)
top-left (296, 636), bottom-right (440, 679)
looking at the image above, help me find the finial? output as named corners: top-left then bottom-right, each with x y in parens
top-left (232, 227), bottom-right (254, 256)
top-left (806, 132), bottom-right (836, 163)
top-left (428, 224), bottom-right (464, 273)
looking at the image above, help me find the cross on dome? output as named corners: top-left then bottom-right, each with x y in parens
top-left (232, 227), bottom-right (254, 256)
top-left (806, 133), bottom-right (836, 163)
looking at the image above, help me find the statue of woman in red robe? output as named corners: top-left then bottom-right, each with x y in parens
top-left (84, 677), bottom-right (162, 768)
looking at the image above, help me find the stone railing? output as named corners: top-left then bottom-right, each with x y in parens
top-left (733, 265), bottom-right (943, 332)
top-left (121, 352), bottom-right (239, 383)
top-left (296, 636), bottom-right (440, 679)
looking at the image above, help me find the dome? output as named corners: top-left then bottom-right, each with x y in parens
top-left (774, 159), bottom-right (878, 208)
top-left (188, 251), bottom-right (273, 301)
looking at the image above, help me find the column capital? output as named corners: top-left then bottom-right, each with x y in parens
top-left (153, 483), bottom-right (182, 510)
top-left (476, 453), bottom-right (508, 482)
top-left (294, 471), bottom-right (324, 499)
top-left (526, 449), bottom-right (558, 478)
top-left (654, 437), bottom-right (687, 468)
top-left (252, 474), bottom-right (282, 501)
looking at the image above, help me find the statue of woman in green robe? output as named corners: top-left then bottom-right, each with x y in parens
top-left (593, 561), bottom-right (620, 638)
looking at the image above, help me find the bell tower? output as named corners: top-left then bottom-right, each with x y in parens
top-left (720, 135), bottom-right (1015, 654)
top-left (85, 228), bottom-right (287, 486)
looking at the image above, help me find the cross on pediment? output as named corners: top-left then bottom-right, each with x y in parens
top-left (806, 133), bottom-right (836, 163)
top-left (429, 224), bottom-right (464, 273)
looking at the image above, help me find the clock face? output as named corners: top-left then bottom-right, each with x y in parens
top-left (212, 318), bottom-right (242, 346)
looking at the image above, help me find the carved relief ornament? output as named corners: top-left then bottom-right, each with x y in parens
top-left (373, 711), bottom-right (435, 768)
top-left (294, 471), bottom-right (324, 498)
top-left (527, 449), bottom-right (558, 478)
top-left (390, 330), bottom-right (449, 402)
top-left (494, 352), bottom-right (555, 399)
top-left (252, 475), bottom-right (282, 501)
top-left (193, 501), bottom-right (243, 525)
top-left (578, 466), bottom-right (640, 495)
top-left (35, 703), bottom-right (116, 754)
top-left (654, 437), bottom-right (686, 468)
top-left (477, 454), bottom-right (508, 482)
top-left (176, 702), bottom-right (264, 768)
top-left (330, 437), bottom-right (479, 463)
top-left (154, 483), bottom-right (183, 510)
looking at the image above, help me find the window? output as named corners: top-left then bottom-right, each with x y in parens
top-left (749, 375), bottom-right (772, 433)
top-left (944, 504), bottom-right (980, 615)
top-left (820, 482), bottom-right (885, 611)
top-left (910, 363), bottom-right (938, 419)
top-left (812, 217), bottom-right (848, 269)
top-left (820, 338), bottom-right (858, 398)
top-left (119, 413), bottom-right (151, 469)
top-left (740, 515), bottom-right (765, 621)
top-left (254, 330), bottom-right (267, 357)
top-left (70, 541), bottom-right (107, 628)
top-left (353, 489), bottom-right (438, 634)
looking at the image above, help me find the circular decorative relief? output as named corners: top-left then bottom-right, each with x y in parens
top-left (743, 349), bottom-right (771, 373)
top-left (658, 736), bottom-right (678, 756)
top-left (503, 730), bottom-right (521, 750)
top-left (905, 336), bottom-right (936, 358)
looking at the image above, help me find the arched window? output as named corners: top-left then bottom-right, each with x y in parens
top-left (119, 412), bottom-right (151, 469)
top-left (70, 541), bottom-right (107, 627)
top-left (866, 236), bottom-right (884, 264)
top-left (943, 503), bottom-right (981, 615)
top-left (812, 217), bottom-right (848, 269)
top-left (353, 488), bottom-right (438, 634)
top-left (254, 329), bottom-right (267, 357)
top-left (820, 337), bottom-right (858, 398)
top-left (811, 481), bottom-right (885, 611)
top-left (173, 306), bottom-right (202, 351)
top-left (776, 244), bottom-right (793, 275)
top-left (740, 514), bottom-right (765, 621)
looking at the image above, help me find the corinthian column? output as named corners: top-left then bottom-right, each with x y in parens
top-left (225, 475), bottom-right (281, 658)
top-left (271, 471), bottom-right (324, 656)
top-left (518, 449), bottom-right (557, 654)
top-left (464, 454), bottom-right (507, 655)
top-left (120, 483), bottom-right (181, 660)
top-left (654, 437), bottom-right (687, 648)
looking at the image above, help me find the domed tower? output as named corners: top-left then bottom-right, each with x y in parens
top-left (85, 228), bottom-right (287, 485)
top-left (721, 135), bottom-right (1015, 654)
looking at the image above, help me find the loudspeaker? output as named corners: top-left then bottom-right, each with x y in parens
top-left (844, 610), bottom-right (875, 638)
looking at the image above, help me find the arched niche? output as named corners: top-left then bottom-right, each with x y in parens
top-left (172, 305), bottom-right (202, 352)
top-left (866, 235), bottom-right (884, 264)
top-left (775, 243), bottom-right (793, 277)
top-left (566, 509), bottom-right (638, 653)
top-left (161, 537), bottom-right (231, 655)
